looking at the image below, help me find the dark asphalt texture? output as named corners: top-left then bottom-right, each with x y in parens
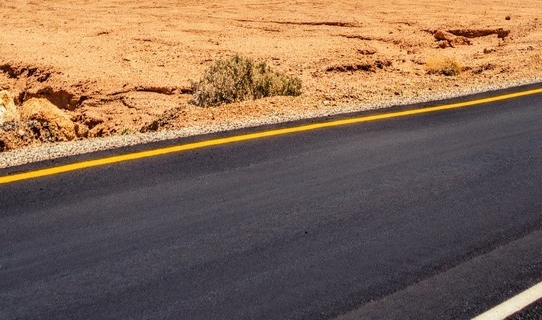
top-left (1, 89), bottom-right (542, 319)
top-left (507, 299), bottom-right (542, 320)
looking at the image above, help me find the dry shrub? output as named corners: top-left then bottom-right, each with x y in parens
top-left (190, 56), bottom-right (302, 107)
top-left (425, 57), bottom-right (463, 76)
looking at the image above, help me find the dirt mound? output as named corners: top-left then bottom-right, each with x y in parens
top-left (0, 94), bottom-right (83, 151)
top-left (24, 87), bottom-right (85, 111)
top-left (20, 98), bottom-right (77, 141)
top-left (0, 62), bottom-right (87, 110)
top-left (0, 63), bottom-right (52, 83)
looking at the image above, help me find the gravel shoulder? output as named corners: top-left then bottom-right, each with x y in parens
top-left (2, 77), bottom-right (541, 169)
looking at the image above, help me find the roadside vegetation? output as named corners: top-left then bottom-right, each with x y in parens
top-left (190, 55), bottom-right (302, 107)
top-left (425, 57), bottom-right (463, 76)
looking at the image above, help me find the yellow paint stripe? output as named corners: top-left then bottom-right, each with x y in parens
top-left (1, 87), bottom-right (542, 184)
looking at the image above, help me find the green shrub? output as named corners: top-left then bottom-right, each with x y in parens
top-left (190, 56), bottom-right (302, 107)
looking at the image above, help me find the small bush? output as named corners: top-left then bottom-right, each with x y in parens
top-left (425, 57), bottom-right (463, 76)
top-left (190, 56), bottom-right (302, 107)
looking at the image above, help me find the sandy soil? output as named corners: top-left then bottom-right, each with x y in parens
top-left (1, 0), bottom-right (541, 151)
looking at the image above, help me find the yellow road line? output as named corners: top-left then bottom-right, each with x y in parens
top-left (1, 87), bottom-right (542, 184)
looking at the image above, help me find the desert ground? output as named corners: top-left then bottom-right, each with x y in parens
top-left (1, 0), bottom-right (541, 152)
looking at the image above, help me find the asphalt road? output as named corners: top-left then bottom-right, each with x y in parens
top-left (1, 88), bottom-right (542, 319)
top-left (507, 299), bottom-right (542, 320)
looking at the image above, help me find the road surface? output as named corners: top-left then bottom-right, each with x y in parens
top-left (1, 86), bottom-right (542, 319)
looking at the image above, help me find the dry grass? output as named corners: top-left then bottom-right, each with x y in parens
top-left (425, 57), bottom-right (464, 76)
top-left (190, 56), bottom-right (302, 107)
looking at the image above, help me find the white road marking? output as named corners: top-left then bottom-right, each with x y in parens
top-left (473, 281), bottom-right (542, 320)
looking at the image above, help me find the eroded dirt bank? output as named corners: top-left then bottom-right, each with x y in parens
top-left (1, 0), bottom-right (541, 152)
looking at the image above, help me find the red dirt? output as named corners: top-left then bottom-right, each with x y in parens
top-left (1, 0), bottom-right (541, 150)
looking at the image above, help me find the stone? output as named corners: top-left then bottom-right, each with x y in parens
top-left (434, 30), bottom-right (472, 47)
top-left (483, 48), bottom-right (496, 54)
top-left (75, 123), bottom-right (89, 138)
top-left (19, 98), bottom-right (76, 141)
top-left (0, 90), bottom-right (20, 124)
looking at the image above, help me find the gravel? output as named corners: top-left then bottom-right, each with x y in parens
top-left (1, 77), bottom-right (541, 169)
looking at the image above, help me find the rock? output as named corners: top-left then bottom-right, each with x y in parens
top-left (434, 30), bottom-right (472, 47)
top-left (358, 47), bottom-right (377, 55)
top-left (25, 87), bottom-right (81, 111)
top-left (0, 127), bottom-right (22, 151)
top-left (82, 110), bottom-right (105, 128)
top-left (0, 121), bottom-right (36, 151)
top-left (438, 41), bottom-right (451, 49)
top-left (75, 123), bottom-right (89, 138)
top-left (0, 90), bottom-right (20, 124)
top-left (483, 48), bottom-right (496, 54)
top-left (447, 28), bottom-right (510, 39)
top-left (19, 98), bottom-right (76, 141)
